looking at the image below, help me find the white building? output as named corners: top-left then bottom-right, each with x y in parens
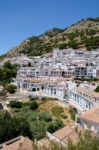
top-left (69, 87), bottom-right (99, 112)
top-left (43, 83), bottom-right (67, 101)
top-left (87, 67), bottom-right (97, 78)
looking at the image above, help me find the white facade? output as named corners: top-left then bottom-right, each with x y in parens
top-left (69, 87), bottom-right (98, 112)
top-left (43, 84), bottom-right (67, 101)
top-left (87, 67), bottom-right (97, 78)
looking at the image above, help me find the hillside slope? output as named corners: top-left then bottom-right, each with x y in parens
top-left (6, 17), bottom-right (99, 57)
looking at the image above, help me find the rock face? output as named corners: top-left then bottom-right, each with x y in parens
top-left (6, 18), bottom-right (99, 57)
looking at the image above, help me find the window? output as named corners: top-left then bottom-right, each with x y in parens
top-left (54, 89), bottom-right (56, 95)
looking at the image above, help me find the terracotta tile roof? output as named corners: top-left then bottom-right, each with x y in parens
top-left (63, 132), bottom-right (79, 143)
top-left (76, 87), bottom-right (99, 98)
top-left (0, 136), bottom-right (33, 150)
top-left (53, 126), bottom-right (79, 144)
top-left (80, 107), bottom-right (99, 123)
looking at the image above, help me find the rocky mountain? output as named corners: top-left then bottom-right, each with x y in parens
top-left (6, 17), bottom-right (99, 57)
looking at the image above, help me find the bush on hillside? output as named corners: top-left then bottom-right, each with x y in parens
top-left (29, 101), bottom-right (38, 110)
top-left (9, 101), bottom-right (22, 108)
top-left (39, 112), bottom-right (52, 122)
top-left (47, 119), bottom-right (64, 133)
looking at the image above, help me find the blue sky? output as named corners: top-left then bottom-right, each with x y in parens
top-left (0, 0), bottom-right (99, 55)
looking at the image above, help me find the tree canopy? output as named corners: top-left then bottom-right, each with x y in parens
top-left (0, 61), bottom-right (17, 85)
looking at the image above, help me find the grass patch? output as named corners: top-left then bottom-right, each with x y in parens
top-left (51, 106), bottom-right (64, 117)
top-left (61, 114), bottom-right (68, 119)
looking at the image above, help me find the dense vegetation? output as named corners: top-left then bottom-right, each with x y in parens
top-left (0, 61), bottom-right (17, 100)
top-left (0, 111), bottom-right (32, 144)
top-left (47, 119), bottom-right (64, 133)
top-left (29, 101), bottom-right (38, 110)
top-left (20, 30), bottom-right (99, 56)
top-left (9, 101), bottom-right (23, 108)
top-left (0, 96), bottom-right (99, 149)
top-left (0, 98), bottom-right (64, 142)
top-left (0, 61), bottom-right (17, 84)
top-left (1, 107), bottom-right (99, 150)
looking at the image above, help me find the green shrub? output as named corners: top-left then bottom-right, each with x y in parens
top-left (51, 106), bottom-right (64, 117)
top-left (6, 84), bottom-right (17, 94)
top-left (28, 112), bottom-right (38, 121)
top-left (9, 101), bottom-right (22, 109)
top-left (0, 61), bottom-right (17, 84)
top-left (68, 40), bottom-right (78, 49)
top-left (30, 120), bottom-right (46, 140)
top-left (69, 108), bottom-right (77, 120)
top-left (47, 119), bottom-right (64, 133)
top-left (58, 43), bottom-right (67, 49)
top-left (94, 86), bottom-right (99, 92)
top-left (29, 101), bottom-right (38, 110)
top-left (39, 112), bottom-right (52, 122)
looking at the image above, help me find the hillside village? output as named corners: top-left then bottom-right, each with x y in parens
top-left (0, 46), bottom-right (99, 149)
top-left (0, 18), bottom-right (99, 150)
top-left (2, 47), bottom-right (99, 111)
